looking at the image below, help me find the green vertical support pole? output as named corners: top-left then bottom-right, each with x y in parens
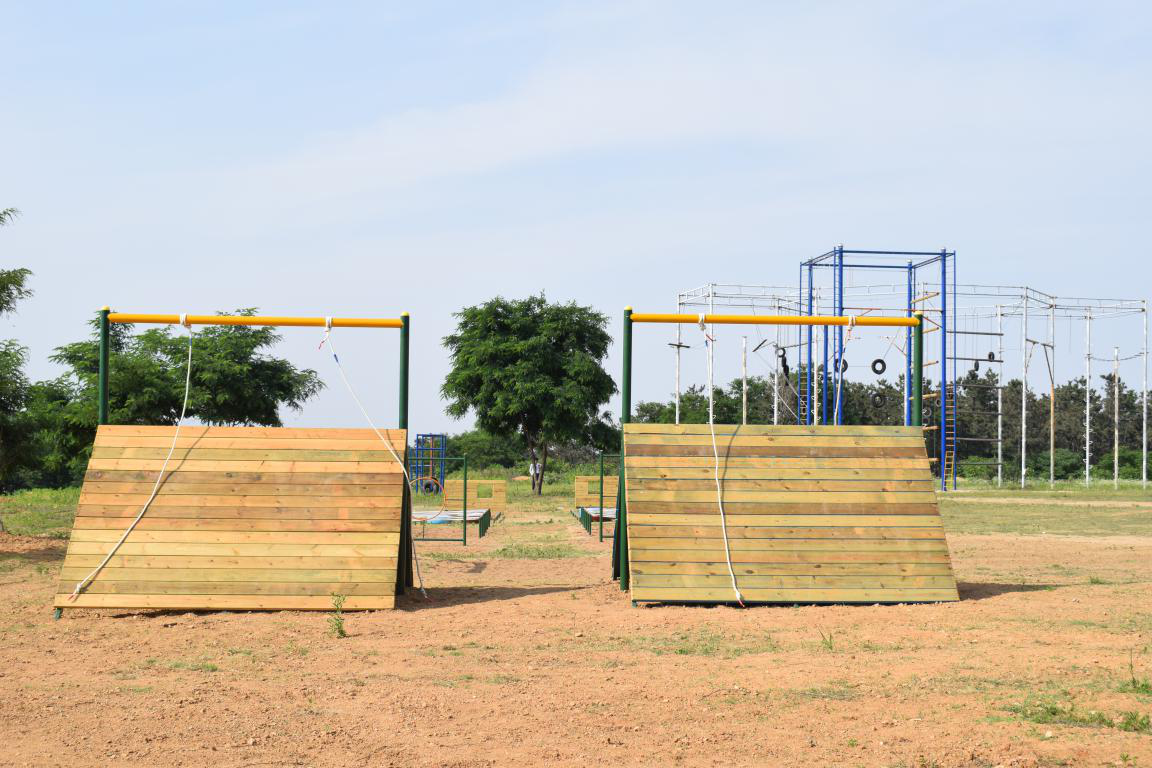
top-left (616, 308), bottom-right (633, 591)
top-left (598, 452), bottom-right (605, 542)
top-left (912, 312), bottom-right (924, 428)
top-left (461, 455), bottom-right (468, 546)
top-left (398, 312), bottom-right (412, 593)
top-left (98, 307), bottom-right (111, 425)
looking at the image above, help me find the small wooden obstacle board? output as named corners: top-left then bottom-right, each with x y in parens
top-left (54, 425), bottom-right (407, 612)
top-left (573, 475), bottom-right (618, 535)
top-left (622, 424), bottom-right (959, 605)
top-left (443, 478), bottom-right (506, 520)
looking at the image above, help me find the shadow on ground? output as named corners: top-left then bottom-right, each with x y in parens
top-left (957, 581), bottom-right (1057, 600)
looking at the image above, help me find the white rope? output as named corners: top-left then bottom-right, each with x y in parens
top-left (70, 318), bottom-right (195, 599)
top-left (319, 325), bottom-right (427, 599)
top-left (832, 316), bottom-right (857, 423)
top-left (700, 325), bottom-right (745, 607)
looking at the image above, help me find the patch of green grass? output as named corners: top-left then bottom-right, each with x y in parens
top-left (284, 641), bottom-right (309, 657)
top-left (226, 648), bottom-right (254, 657)
top-left (794, 681), bottom-right (861, 701)
top-left (1005, 697), bottom-right (1149, 732)
top-left (1119, 655), bottom-right (1152, 696)
top-left (489, 541), bottom-right (591, 559)
top-left (1089, 576), bottom-right (1111, 585)
top-left (0, 488), bottom-right (79, 537)
top-left (167, 660), bottom-right (218, 672)
top-left (940, 495), bottom-right (1152, 537)
top-left (118, 685), bottom-right (153, 694)
top-left (615, 628), bottom-right (779, 658)
top-left (818, 629), bottom-right (836, 652)
top-left (327, 593), bottom-right (347, 639)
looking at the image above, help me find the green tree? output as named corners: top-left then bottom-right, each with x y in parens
top-left (441, 295), bottom-right (616, 494)
top-left (0, 210), bottom-right (34, 489)
top-left (18, 310), bottom-right (325, 487)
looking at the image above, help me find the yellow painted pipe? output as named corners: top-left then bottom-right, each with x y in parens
top-left (107, 313), bottom-right (404, 329)
top-left (629, 313), bottom-right (920, 328)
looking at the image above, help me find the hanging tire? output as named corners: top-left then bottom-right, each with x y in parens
top-left (776, 347), bottom-right (787, 359)
top-left (987, 351), bottom-right (996, 361)
top-left (871, 392), bottom-right (886, 407)
top-left (840, 358), bottom-right (848, 373)
top-left (871, 358), bottom-right (886, 375)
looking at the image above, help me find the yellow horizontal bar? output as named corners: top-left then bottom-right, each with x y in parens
top-left (630, 313), bottom-right (920, 328)
top-left (107, 314), bottom-right (404, 329)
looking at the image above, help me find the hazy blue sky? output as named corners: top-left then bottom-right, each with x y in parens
top-left (2, 2), bottom-right (1149, 432)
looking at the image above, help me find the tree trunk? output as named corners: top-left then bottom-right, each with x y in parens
top-left (537, 443), bottom-right (549, 496)
top-left (527, 437), bottom-right (539, 493)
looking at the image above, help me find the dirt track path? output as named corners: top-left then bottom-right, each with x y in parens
top-left (2, 506), bottom-right (1152, 767)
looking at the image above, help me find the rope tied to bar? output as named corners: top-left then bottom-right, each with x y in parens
top-left (319, 323), bottom-right (427, 599)
top-left (70, 319), bottom-right (195, 599)
top-left (698, 321), bottom-right (745, 607)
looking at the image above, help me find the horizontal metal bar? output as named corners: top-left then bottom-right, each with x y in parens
top-left (108, 313), bottom-right (405, 329)
top-left (956, 460), bottom-right (1003, 465)
top-left (954, 356), bottom-right (1003, 363)
top-left (629, 313), bottom-right (920, 328)
top-left (957, 383), bottom-right (1003, 389)
top-left (949, 330), bottom-right (1004, 337)
top-left (955, 437), bottom-right (1001, 442)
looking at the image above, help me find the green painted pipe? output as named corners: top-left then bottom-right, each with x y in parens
top-left (617, 308), bottom-right (632, 592)
top-left (912, 312), bottom-right (924, 428)
top-left (98, 307), bottom-right (110, 425)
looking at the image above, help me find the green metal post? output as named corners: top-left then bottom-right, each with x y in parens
top-left (616, 308), bottom-right (632, 591)
top-left (98, 307), bottom-right (110, 425)
top-left (398, 313), bottom-right (412, 593)
top-left (912, 312), bottom-right (924, 428)
top-left (461, 455), bottom-right (468, 546)
top-left (598, 452), bottom-right (605, 542)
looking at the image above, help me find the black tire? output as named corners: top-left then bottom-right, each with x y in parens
top-left (871, 358), bottom-right (886, 375)
top-left (871, 392), bottom-right (886, 407)
top-left (987, 351), bottom-right (996, 361)
top-left (840, 358), bottom-right (848, 373)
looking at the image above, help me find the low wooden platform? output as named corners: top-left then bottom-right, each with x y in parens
top-left (54, 425), bottom-right (407, 611)
top-left (622, 424), bottom-right (959, 605)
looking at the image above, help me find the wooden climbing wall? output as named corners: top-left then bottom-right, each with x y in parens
top-left (55, 425), bottom-right (406, 611)
top-left (623, 424), bottom-right (959, 604)
top-left (574, 475), bottom-right (619, 510)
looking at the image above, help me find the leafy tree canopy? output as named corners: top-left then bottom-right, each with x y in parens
top-left (441, 295), bottom-right (616, 493)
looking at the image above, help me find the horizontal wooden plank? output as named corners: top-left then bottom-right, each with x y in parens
top-left (623, 424), bottom-right (921, 436)
top-left (85, 470), bottom-right (404, 485)
top-left (68, 582), bottom-right (398, 596)
top-left (630, 561), bottom-right (954, 576)
top-left (625, 434), bottom-right (926, 447)
top-left (623, 456), bottom-right (931, 469)
top-left (59, 567), bottom-right (397, 583)
top-left (631, 574), bottom-right (957, 589)
top-left (629, 548), bottom-right (951, 563)
top-left (73, 517), bottom-right (402, 533)
top-left (61, 555), bottom-right (398, 570)
top-left (627, 490), bottom-right (938, 504)
top-left (91, 447), bottom-right (400, 462)
top-left (55, 594), bottom-right (396, 610)
top-left (87, 459), bottom-right (403, 473)
top-left (626, 445), bottom-right (926, 458)
top-left (628, 514), bottom-right (944, 527)
top-left (81, 482), bottom-right (403, 497)
top-left (65, 542), bottom-right (401, 557)
top-left (95, 436), bottom-right (405, 451)
top-left (628, 525), bottom-right (946, 540)
top-left (77, 493), bottom-right (402, 508)
top-left (629, 587), bottom-right (958, 603)
top-left (98, 425), bottom-right (406, 440)
top-left (625, 467), bottom-right (932, 481)
top-left (68, 530), bottom-right (401, 544)
top-left (628, 479), bottom-right (934, 492)
top-left (630, 535), bottom-right (946, 550)
top-left (75, 505), bottom-right (402, 520)
top-left (625, 502), bottom-right (940, 515)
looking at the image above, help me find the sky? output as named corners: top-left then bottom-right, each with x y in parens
top-left (1, 1), bottom-right (1149, 433)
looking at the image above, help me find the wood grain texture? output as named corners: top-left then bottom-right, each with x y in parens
top-left (574, 475), bottom-right (619, 509)
top-left (623, 424), bottom-right (958, 605)
top-left (55, 424), bottom-right (406, 612)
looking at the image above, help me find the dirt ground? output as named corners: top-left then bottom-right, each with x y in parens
top-left (2, 498), bottom-right (1151, 768)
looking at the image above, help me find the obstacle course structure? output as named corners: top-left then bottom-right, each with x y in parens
top-left (573, 457), bottom-right (619, 541)
top-left (54, 310), bottom-right (415, 614)
top-left (613, 309), bottom-right (958, 605)
top-left (409, 433), bottom-right (448, 494)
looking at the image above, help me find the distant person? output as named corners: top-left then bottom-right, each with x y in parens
top-left (529, 460), bottom-right (540, 491)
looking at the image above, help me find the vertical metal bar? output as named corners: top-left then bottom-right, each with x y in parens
top-left (912, 313), bottom-right (924, 427)
top-left (905, 265), bottom-right (913, 426)
top-left (98, 307), bottom-right (111, 425)
top-left (461, 455), bottom-right (468, 546)
top-left (398, 312), bottom-right (411, 592)
top-left (1114, 346), bottom-right (1120, 489)
top-left (617, 308), bottom-right (632, 591)
top-left (1021, 293), bottom-right (1029, 488)
top-left (836, 246), bottom-right (845, 426)
top-left (1086, 308), bottom-right (1092, 487)
top-left (598, 452), bottom-right (605, 542)
top-left (772, 300), bottom-right (780, 426)
top-left (1143, 300), bottom-right (1148, 489)
top-left (997, 305), bottom-right (1003, 488)
top-left (1049, 303), bottom-right (1056, 487)
top-left (806, 265), bottom-right (814, 424)
top-left (741, 336), bottom-right (748, 425)
top-left (940, 250), bottom-right (948, 491)
top-left (675, 295), bottom-right (682, 425)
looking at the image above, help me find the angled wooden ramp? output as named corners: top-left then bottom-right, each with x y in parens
top-left (55, 425), bottom-right (407, 612)
top-left (623, 424), bottom-right (959, 604)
